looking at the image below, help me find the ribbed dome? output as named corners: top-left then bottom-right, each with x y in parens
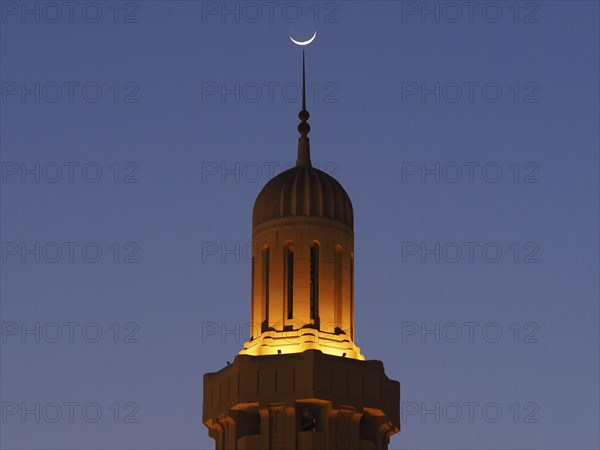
top-left (253, 165), bottom-right (353, 229)
top-left (253, 52), bottom-right (352, 230)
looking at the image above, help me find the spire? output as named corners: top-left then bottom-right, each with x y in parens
top-left (296, 50), bottom-right (311, 167)
top-left (302, 49), bottom-right (307, 111)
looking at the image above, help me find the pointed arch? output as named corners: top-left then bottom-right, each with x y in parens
top-left (284, 242), bottom-right (294, 320)
top-left (310, 241), bottom-right (320, 322)
top-left (334, 244), bottom-right (343, 326)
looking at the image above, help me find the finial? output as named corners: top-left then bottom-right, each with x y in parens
top-left (296, 50), bottom-right (311, 167)
top-left (302, 50), bottom-right (306, 112)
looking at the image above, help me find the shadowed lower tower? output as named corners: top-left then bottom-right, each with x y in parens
top-left (203, 51), bottom-right (400, 450)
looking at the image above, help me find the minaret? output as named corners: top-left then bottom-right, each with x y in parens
top-left (240, 51), bottom-right (363, 361)
top-left (203, 50), bottom-right (400, 450)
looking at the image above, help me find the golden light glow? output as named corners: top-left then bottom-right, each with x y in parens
top-left (239, 327), bottom-right (365, 360)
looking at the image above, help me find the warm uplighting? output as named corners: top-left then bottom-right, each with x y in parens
top-left (240, 325), bottom-right (365, 360)
top-left (203, 49), bottom-right (399, 450)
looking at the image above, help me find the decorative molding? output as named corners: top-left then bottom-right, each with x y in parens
top-left (253, 217), bottom-right (353, 237)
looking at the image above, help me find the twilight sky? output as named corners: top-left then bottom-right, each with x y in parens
top-left (1, 1), bottom-right (599, 449)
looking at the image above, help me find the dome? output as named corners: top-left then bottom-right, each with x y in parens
top-left (253, 52), bottom-right (352, 230)
top-left (253, 165), bottom-right (353, 229)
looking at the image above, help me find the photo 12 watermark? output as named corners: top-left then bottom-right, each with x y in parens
top-left (400, 1), bottom-right (540, 24)
top-left (1, 241), bottom-right (140, 264)
top-left (201, 161), bottom-right (339, 184)
top-left (1, 321), bottom-right (140, 344)
top-left (401, 81), bottom-right (540, 104)
top-left (2, 161), bottom-right (140, 184)
top-left (401, 321), bottom-right (540, 344)
top-left (201, 320), bottom-right (348, 344)
top-left (201, 81), bottom-right (339, 104)
top-left (200, 240), bottom-right (350, 264)
top-left (200, 1), bottom-right (340, 24)
top-left (400, 161), bottom-right (539, 184)
top-left (401, 400), bottom-right (540, 424)
top-left (1, 401), bottom-right (139, 424)
top-left (1, 81), bottom-right (140, 104)
top-left (1, 2), bottom-right (140, 24)
top-left (401, 241), bottom-right (540, 264)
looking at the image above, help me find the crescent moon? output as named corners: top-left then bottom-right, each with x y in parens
top-left (289, 30), bottom-right (317, 46)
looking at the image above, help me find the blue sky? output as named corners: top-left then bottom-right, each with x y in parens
top-left (1, 1), bottom-right (599, 449)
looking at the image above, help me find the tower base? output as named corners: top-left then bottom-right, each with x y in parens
top-left (203, 350), bottom-right (400, 450)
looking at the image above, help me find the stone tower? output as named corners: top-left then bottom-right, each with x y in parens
top-left (203, 52), bottom-right (400, 450)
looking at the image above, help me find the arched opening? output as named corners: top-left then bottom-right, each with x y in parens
top-left (310, 242), bottom-right (319, 322)
top-left (334, 245), bottom-right (343, 326)
top-left (261, 246), bottom-right (270, 333)
top-left (284, 244), bottom-right (294, 320)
